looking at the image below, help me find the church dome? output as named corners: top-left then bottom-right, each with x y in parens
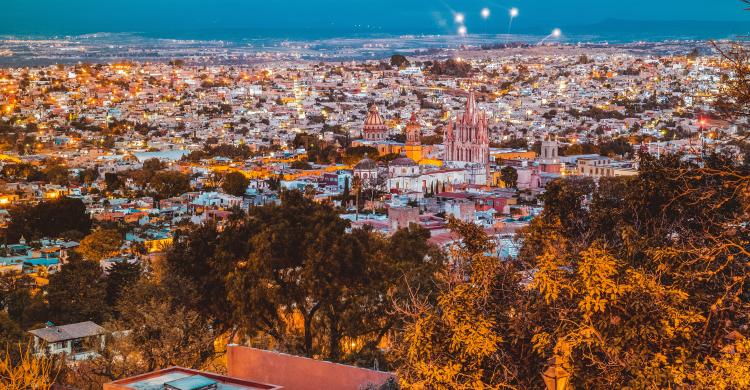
top-left (354, 154), bottom-right (377, 170)
top-left (390, 156), bottom-right (417, 167)
top-left (364, 104), bottom-right (385, 127)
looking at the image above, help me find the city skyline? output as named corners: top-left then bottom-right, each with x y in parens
top-left (2, 1), bottom-right (749, 40)
top-left (1, 2), bottom-right (750, 389)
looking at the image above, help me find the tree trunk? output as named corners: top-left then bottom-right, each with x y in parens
top-left (327, 310), bottom-right (340, 361)
top-left (303, 303), bottom-right (321, 356)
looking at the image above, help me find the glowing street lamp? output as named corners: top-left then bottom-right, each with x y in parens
top-left (454, 12), bottom-right (465, 24)
top-left (538, 28), bottom-right (562, 45)
top-left (481, 7), bottom-right (491, 20)
top-left (507, 8), bottom-right (520, 39)
top-left (458, 25), bottom-right (468, 36)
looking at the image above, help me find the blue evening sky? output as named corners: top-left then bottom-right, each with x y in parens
top-left (2, 1), bottom-right (748, 38)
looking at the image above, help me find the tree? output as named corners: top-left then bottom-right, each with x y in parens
top-left (6, 197), bottom-right (91, 242)
top-left (78, 229), bottom-right (123, 261)
top-left (0, 271), bottom-right (34, 311)
top-left (429, 59), bottom-right (473, 77)
top-left (598, 136), bottom-right (633, 157)
top-left (6, 288), bottom-right (47, 331)
top-left (0, 163), bottom-right (43, 182)
top-left (162, 222), bottom-right (236, 331)
top-left (500, 166), bottom-right (518, 188)
top-left (211, 191), bottom-right (444, 365)
top-left (104, 172), bottom-right (122, 192)
top-left (114, 281), bottom-right (220, 373)
top-left (61, 280), bottom-right (221, 389)
top-left (396, 151), bottom-right (750, 388)
top-left (390, 54), bottom-right (410, 69)
top-left (46, 259), bottom-right (108, 325)
top-left (518, 153), bottom-right (750, 388)
top-left (290, 160), bottom-right (313, 170)
top-left (148, 171), bottom-right (191, 199)
top-left (141, 158), bottom-right (163, 172)
top-left (266, 174), bottom-right (283, 192)
top-left (42, 165), bottom-right (69, 185)
top-left (221, 171), bottom-right (250, 196)
top-left (0, 312), bottom-right (23, 347)
top-left (0, 342), bottom-right (58, 389)
top-left (104, 261), bottom-right (141, 310)
top-left (341, 176), bottom-right (351, 205)
top-left (394, 218), bottom-right (522, 388)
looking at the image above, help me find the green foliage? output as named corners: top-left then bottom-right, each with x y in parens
top-left (429, 59), bottom-right (473, 77)
top-left (163, 222), bottom-right (236, 331)
top-left (0, 312), bottom-right (24, 347)
top-left (78, 228), bottom-right (123, 261)
top-left (148, 170), bottom-right (191, 199)
top-left (162, 190), bottom-right (444, 367)
top-left (290, 160), bottom-right (313, 170)
top-left (0, 163), bottom-right (43, 182)
top-left (499, 166), bottom-right (518, 188)
top-left (6, 197), bottom-right (91, 242)
top-left (598, 136), bottom-right (633, 157)
top-left (114, 279), bottom-right (220, 372)
top-left (518, 153), bottom-right (750, 388)
top-left (390, 54), bottom-right (410, 69)
top-left (47, 259), bottom-right (108, 325)
top-left (41, 165), bottom-right (69, 185)
top-left (104, 172), bottom-right (122, 192)
top-left (141, 158), bottom-right (163, 172)
top-left (221, 171), bottom-right (250, 196)
top-left (345, 146), bottom-right (379, 164)
top-left (104, 261), bottom-right (141, 310)
top-left (395, 218), bottom-right (524, 388)
top-left (398, 153), bottom-right (750, 388)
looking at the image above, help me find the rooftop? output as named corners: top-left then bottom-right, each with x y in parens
top-left (104, 367), bottom-right (281, 390)
top-left (28, 321), bottom-right (105, 343)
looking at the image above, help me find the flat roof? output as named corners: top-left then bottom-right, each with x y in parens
top-left (105, 367), bottom-right (281, 390)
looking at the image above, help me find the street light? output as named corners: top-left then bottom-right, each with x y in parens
top-left (542, 355), bottom-right (571, 390)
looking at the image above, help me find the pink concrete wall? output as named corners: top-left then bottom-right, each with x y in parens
top-left (227, 346), bottom-right (395, 390)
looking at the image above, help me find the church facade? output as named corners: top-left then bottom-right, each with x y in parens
top-left (443, 93), bottom-right (490, 185)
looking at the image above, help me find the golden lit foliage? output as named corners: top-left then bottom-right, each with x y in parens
top-left (530, 241), bottom-right (706, 387)
top-left (0, 343), bottom-right (57, 390)
top-left (78, 228), bottom-right (123, 261)
top-left (688, 336), bottom-right (750, 389)
top-left (396, 218), bottom-right (512, 389)
top-left (397, 151), bottom-right (748, 388)
top-left (521, 152), bottom-right (750, 388)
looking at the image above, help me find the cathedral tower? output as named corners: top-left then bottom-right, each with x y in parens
top-left (404, 112), bottom-right (422, 162)
top-left (443, 92), bottom-right (490, 176)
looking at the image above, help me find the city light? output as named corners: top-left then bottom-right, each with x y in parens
top-left (538, 28), bottom-right (562, 45)
top-left (0, 4), bottom-right (743, 389)
top-left (507, 7), bottom-right (520, 38)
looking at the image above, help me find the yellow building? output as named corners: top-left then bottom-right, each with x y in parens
top-left (144, 237), bottom-right (173, 253)
top-left (491, 150), bottom-right (537, 162)
top-left (405, 113), bottom-right (423, 162)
